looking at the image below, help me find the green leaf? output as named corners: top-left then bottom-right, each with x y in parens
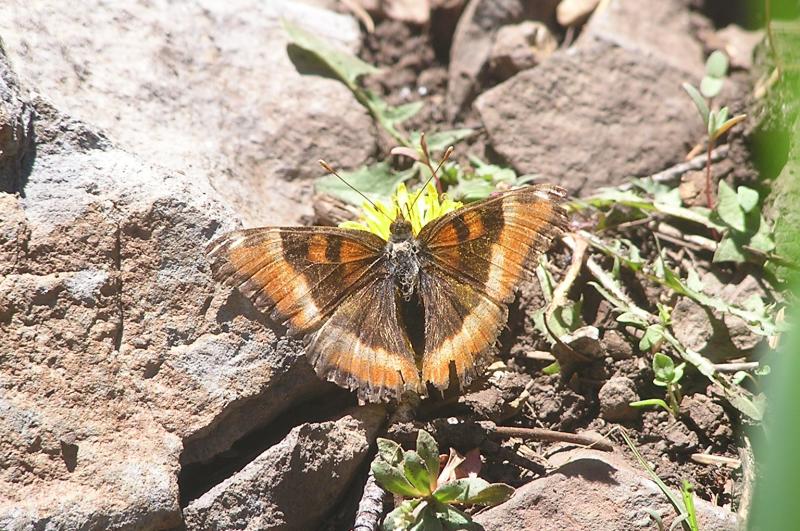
top-left (617, 311), bottom-right (648, 328)
top-left (382, 499), bottom-right (421, 531)
top-left (432, 503), bottom-right (473, 528)
top-left (713, 234), bottom-right (748, 263)
top-left (315, 162), bottom-right (414, 206)
top-left (716, 106), bottom-right (729, 127)
top-left (542, 360), bottom-right (560, 375)
top-left (707, 109), bottom-right (717, 136)
top-left (382, 101), bottom-right (424, 125)
top-left (681, 481), bottom-right (700, 531)
top-left (410, 505), bottom-right (443, 531)
top-left (673, 362), bottom-right (686, 383)
top-left (705, 50), bottom-right (729, 78)
top-left (434, 478), bottom-right (489, 503)
top-left (630, 398), bottom-right (673, 414)
top-left (725, 390), bottom-right (765, 421)
top-left (283, 20), bottom-right (378, 87)
top-left (640, 324), bottom-right (666, 352)
top-left (372, 460), bottom-right (425, 498)
top-left (682, 83), bottom-right (709, 126)
top-left (716, 180), bottom-right (746, 232)
top-left (377, 438), bottom-right (404, 467)
top-left (700, 76), bottom-right (724, 99)
top-left (652, 352), bottom-right (676, 386)
top-left (404, 450), bottom-right (433, 496)
top-left (416, 430), bottom-right (440, 490)
top-left (461, 483), bottom-right (515, 506)
top-left (737, 186), bottom-right (760, 213)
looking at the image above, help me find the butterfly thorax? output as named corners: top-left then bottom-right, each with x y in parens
top-left (386, 218), bottom-right (420, 301)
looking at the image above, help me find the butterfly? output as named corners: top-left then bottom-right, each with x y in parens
top-left (206, 184), bottom-right (568, 403)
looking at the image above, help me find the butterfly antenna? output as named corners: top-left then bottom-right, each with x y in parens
top-left (318, 160), bottom-right (393, 222)
top-left (409, 145), bottom-right (454, 212)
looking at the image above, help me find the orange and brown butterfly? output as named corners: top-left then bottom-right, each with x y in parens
top-left (206, 163), bottom-right (568, 403)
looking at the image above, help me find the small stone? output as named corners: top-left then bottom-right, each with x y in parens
top-left (556, 0), bottom-right (601, 27)
top-left (603, 329), bottom-right (634, 360)
top-left (679, 170), bottom-right (708, 207)
top-left (598, 376), bottom-right (640, 421)
top-left (489, 21), bottom-right (557, 80)
top-left (664, 421), bottom-right (699, 452)
top-left (681, 394), bottom-right (733, 443)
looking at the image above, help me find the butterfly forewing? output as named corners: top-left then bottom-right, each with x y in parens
top-left (206, 227), bottom-right (385, 334)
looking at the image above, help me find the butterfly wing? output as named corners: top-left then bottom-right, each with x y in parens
top-left (306, 275), bottom-right (423, 402)
top-left (418, 266), bottom-right (508, 390)
top-left (417, 185), bottom-right (568, 390)
top-left (206, 226), bottom-right (385, 334)
top-left (206, 226), bottom-right (421, 401)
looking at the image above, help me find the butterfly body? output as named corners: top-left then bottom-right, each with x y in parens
top-left (207, 185), bottom-right (569, 403)
top-left (386, 218), bottom-right (422, 301)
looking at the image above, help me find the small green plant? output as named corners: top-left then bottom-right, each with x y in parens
top-left (682, 50), bottom-right (746, 209)
top-left (711, 181), bottom-right (775, 263)
top-left (372, 430), bottom-right (514, 530)
top-left (630, 353), bottom-right (685, 417)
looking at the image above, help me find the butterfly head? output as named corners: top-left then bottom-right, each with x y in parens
top-left (388, 215), bottom-right (414, 242)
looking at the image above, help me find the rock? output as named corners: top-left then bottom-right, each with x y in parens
top-left (474, 448), bottom-right (738, 530)
top-left (528, 381), bottom-right (587, 431)
top-left (577, 0), bottom-right (705, 76)
top-left (0, 44), bottom-right (33, 194)
top-left (475, 40), bottom-right (698, 195)
top-left (0, 0), bottom-right (376, 228)
top-left (0, 50), bottom-right (329, 529)
top-left (183, 407), bottom-right (385, 531)
top-left (664, 420), bottom-right (699, 452)
top-left (446, 0), bottom-right (559, 120)
top-left (598, 376), bottom-right (640, 421)
top-left (671, 272), bottom-right (769, 359)
top-left (489, 21), bottom-right (558, 81)
top-left (671, 299), bottom-right (739, 361)
top-left (556, 0), bottom-right (601, 27)
top-left (681, 394), bottom-right (733, 444)
top-left (602, 329), bottom-right (633, 360)
top-left (679, 170), bottom-right (708, 207)
top-left (384, 0), bottom-right (431, 25)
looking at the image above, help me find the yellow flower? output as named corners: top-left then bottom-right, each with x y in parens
top-left (340, 182), bottom-right (463, 240)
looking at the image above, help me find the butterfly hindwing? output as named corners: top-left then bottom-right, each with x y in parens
top-left (419, 264), bottom-right (507, 390)
top-left (306, 275), bottom-right (423, 402)
top-left (206, 227), bottom-right (385, 335)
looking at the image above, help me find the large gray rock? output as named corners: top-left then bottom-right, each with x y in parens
top-left (0, 46), bottom-right (330, 529)
top-left (475, 40), bottom-right (698, 194)
top-left (0, 0), bottom-right (376, 227)
top-left (474, 449), bottom-right (738, 530)
top-left (183, 407), bottom-right (385, 530)
top-left (577, 0), bottom-right (705, 76)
